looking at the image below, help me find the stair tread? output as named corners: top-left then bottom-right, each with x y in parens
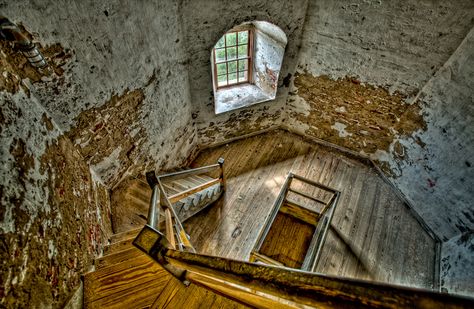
top-left (86, 275), bottom-right (171, 309)
top-left (152, 276), bottom-right (249, 309)
top-left (103, 236), bottom-right (136, 256)
top-left (95, 247), bottom-right (143, 270)
top-left (110, 228), bottom-right (142, 244)
top-left (84, 254), bottom-right (169, 304)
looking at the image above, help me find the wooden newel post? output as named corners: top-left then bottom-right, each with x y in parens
top-left (217, 157), bottom-right (226, 191)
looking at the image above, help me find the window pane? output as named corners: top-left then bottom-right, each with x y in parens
top-left (226, 33), bottom-right (237, 46)
top-left (228, 72), bottom-right (238, 84)
top-left (238, 31), bottom-right (248, 44)
top-left (215, 36), bottom-right (225, 48)
top-left (238, 71), bottom-right (248, 82)
top-left (215, 48), bottom-right (226, 62)
top-left (228, 61), bottom-right (237, 73)
top-left (226, 47), bottom-right (237, 60)
top-left (217, 74), bottom-right (227, 87)
top-left (216, 63), bottom-right (227, 75)
top-left (238, 44), bottom-right (248, 58)
top-left (238, 59), bottom-right (248, 71)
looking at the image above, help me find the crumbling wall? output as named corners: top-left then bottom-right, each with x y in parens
top-left (180, 0), bottom-right (308, 147)
top-left (2, 0), bottom-right (197, 188)
top-left (286, 0), bottom-right (474, 241)
top-left (1, 1), bottom-right (197, 307)
top-left (0, 89), bottom-right (112, 307)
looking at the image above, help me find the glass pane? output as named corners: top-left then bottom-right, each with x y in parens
top-left (215, 36), bottom-right (225, 48)
top-left (226, 32), bottom-right (237, 46)
top-left (215, 48), bottom-right (226, 62)
top-left (228, 61), bottom-right (237, 73)
top-left (238, 71), bottom-right (248, 82)
top-left (238, 31), bottom-right (248, 44)
top-left (217, 74), bottom-right (227, 87)
top-left (226, 47), bottom-right (237, 60)
top-left (216, 63), bottom-right (227, 75)
top-left (238, 59), bottom-right (248, 71)
top-left (238, 44), bottom-right (248, 58)
top-left (228, 72), bottom-right (238, 84)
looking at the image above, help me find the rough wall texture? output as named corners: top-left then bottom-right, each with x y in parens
top-left (2, 0), bottom-right (198, 187)
top-left (253, 24), bottom-right (286, 98)
top-left (179, 0), bottom-right (308, 146)
top-left (1, 1), bottom-right (198, 307)
top-left (293, 0), bottom-right (474, 97)
top-left (286, 0), bottom-right (474, 240)
top-left (441, 231), bottom-right (474, 296)
top-left (0, 89), bottom-right (112, 308)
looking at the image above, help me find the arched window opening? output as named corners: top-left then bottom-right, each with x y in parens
top-left (212, 21), bottom-right (287, 114)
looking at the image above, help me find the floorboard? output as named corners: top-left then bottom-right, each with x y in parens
top-left (185, 130), bottom-right (436, 289)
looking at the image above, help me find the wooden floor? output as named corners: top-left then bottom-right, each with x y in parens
top-left (186, 130), bottom-right (437, 289)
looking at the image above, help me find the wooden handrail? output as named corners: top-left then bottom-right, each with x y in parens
top-left (168, 178), bottom-right (221, 204)
top-left (133, 224), bottom-right (474, 309)
top-left (164, 249), bottom-right (473, 309)
top-left (157, 164), bottom-right (220, 182)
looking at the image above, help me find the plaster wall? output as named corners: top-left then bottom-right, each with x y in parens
top-left (1, 0), bottom-right (198, 187)
top-left (253, 23), bottom-right (286, 98)
top-left (285, 0), bottom-right (474, 241)
top-left (1, 0), bottom-right (197, 307)
top-left (179, 0), bottom-right (308, 146)
top-left (0, 89), bottom-right (112, 307)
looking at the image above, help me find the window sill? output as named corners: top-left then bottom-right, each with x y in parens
top-left (214, 84), bottom-right (274, 114)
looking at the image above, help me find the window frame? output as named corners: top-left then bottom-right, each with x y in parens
top-left (213, 29), bottom-right (254, 90)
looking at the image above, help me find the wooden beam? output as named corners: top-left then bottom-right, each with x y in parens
top-left (280, 200), bottom-right (320, 226)
top-left (168, 178), bottom-right (220, 204)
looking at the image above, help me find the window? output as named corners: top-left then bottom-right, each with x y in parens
top-left (212, 22), bottom-right (287, 114)
top-left (213, 30), bottom-right (253, 89)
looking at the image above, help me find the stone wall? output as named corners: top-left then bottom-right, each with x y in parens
top-left (1, 0), bottom-right (197, 307)
top-left (285, 0), bottom-right (474, 241)
top-left (0, 89), bottom-right (112, 307)
top-left (179, 0), bottom-right (308, 146)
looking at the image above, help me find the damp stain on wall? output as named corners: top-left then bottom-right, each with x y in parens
top-left (288, 72), bottom-right (426, 160)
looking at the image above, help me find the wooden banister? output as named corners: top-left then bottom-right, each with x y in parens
top-left (133, 222), bottom-right (474, 309)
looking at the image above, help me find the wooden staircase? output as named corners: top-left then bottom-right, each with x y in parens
top-left (83, 228), bottom-right (248, 308)
top-left (84, 160), bottom-right (474, 308)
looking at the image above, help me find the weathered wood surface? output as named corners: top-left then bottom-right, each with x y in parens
top-left (84, 254), bottom-right (170, 308)
top-left (151, 274), bottom-right (249, 308)
top-left (259, 212), bottom-right (315, 268)
top-left (164, 250), bottom-right (474, 309)
top-left (187, 130), bottom-right (437, 289)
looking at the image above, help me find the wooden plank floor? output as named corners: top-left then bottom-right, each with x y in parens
top-left (186, 130), bottom-right (436, 289)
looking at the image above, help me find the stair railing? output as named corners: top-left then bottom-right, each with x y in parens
top-left (144, 158), bottom-right (226, 252)
top-left (250, 172), bottom-right (340, 272)
top-left (133, 225), bottom-right (474, 309)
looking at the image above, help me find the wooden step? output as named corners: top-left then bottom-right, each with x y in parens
top-left (151, 276), bottom-right (249, 309)
top-left (84, 254), bottom-right (171, 308)
top-left (103, 237), bottom-right (135, 256)
top-left (109, 228), bottom-right (142, 244)
top-left (95, 247), bottom-right (144, 270)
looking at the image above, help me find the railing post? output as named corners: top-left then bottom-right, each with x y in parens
top-left (217, 157), bottom-right (226, 191)
top-left (148, 185), bottom-right (160, 229)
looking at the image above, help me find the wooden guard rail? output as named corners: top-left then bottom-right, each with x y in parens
top-left (133, 225), bottom-right (474, 309)
top-left (144, 158), bottom-right (225, 252)
top-left (250, 172), bottom-right (340, 271)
